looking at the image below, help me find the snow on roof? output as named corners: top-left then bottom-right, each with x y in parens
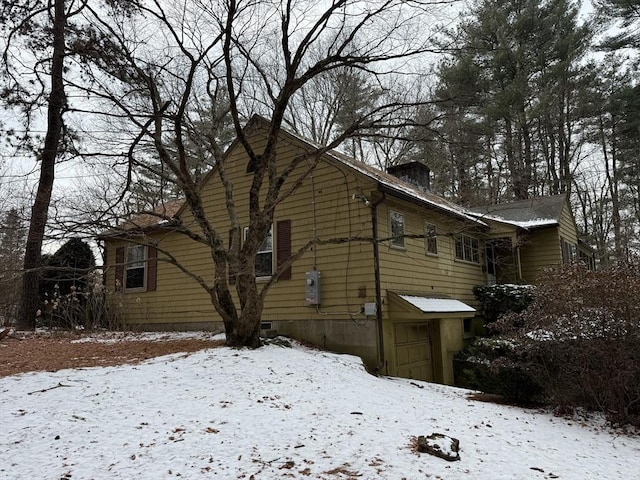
top-left (471, 214), bottom-right (559, 229)
top-left (468, 194), bottom-right (567, 230)
top-left (398, 295), bottom-right (476, 313)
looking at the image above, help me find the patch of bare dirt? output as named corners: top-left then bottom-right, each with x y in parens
top-left (0, 331), bottom-right (224, 377)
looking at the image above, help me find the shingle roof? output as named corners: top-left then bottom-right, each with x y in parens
top-left (100, 200), bottom-right (184, 237)
top-left (468, 194), bottom-right (568, 229)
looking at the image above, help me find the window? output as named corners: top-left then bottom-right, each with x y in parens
top-left (579, 248), bottom-right (595, 270)
top-left (425, 222), bottom-right (437, 255)
top-left (561, 238), bottom-right (576, 265)
top-left (245, 226), bottom-right (274, 277)
top-left (115, 244), bottom-right (157, 292)
top-left (126, 245), bottom-right (146, 289)
top-left (455, 234), bottom-right (480, 263)
top-left (390, 211), bottom-right (405, 248)
top-left (242, 221), bottom-right (292, 281)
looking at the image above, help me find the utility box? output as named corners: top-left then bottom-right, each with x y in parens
top-left (305, 271), bottom-right (321, 306)
top-left (364, 302), bottom-right (377, 317)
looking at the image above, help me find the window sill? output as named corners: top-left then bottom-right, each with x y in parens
top-left (125, 287), bottom-right (147, 293)
top-left (454, 258), bottom-right (481, 266)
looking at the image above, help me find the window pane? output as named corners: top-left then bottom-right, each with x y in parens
top-left (127, 245), bottom-right (145, 267)
top-left (126, 266), bottom-right (145, 289)
top-left (390, 211), bottom-right (405, 248)
top-left (425, 223), bottom-right (437, 254)
top-left (455, 237), bottom-right (463, 259)
top-left (255, 252), bottom-right (273, 277)
top-left (259, 228), bottom-right (273, 253)
top-left (126, 245), bottom-right (146, 289)
top-left (471, 238), bottom-right (479, 263)
top-left (253, 226), bottom-right (273, 277)
top-left (463, 236), bottom-right (472, 261)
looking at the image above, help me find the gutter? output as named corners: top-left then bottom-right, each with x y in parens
top-left (371, 191), bottom-right (386, 374)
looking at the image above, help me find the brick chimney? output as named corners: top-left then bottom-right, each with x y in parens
top-left (387, 162), bottom-right (431, 192)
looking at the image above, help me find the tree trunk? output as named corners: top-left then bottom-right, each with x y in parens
top-left (16, 0), bottom-right (66, 330)
top-left (224, 270), bottom-right (262, 348)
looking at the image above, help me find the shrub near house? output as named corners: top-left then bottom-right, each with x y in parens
top-left (487, 263), bottom-right (640, 427)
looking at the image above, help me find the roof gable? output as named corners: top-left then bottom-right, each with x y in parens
top-left (108, 116), bottom-right (491, 234)
top-left (250, 117), bottom-right (486, 226)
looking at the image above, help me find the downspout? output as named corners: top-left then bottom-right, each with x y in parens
top-left (371, 191), bottom-right (386, 374)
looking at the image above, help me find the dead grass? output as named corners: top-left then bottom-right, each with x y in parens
top-left (0, 331), bottom-right (224, 377)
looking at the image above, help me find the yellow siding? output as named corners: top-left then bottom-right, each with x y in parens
top-left (105, 133), bottom-right (380, 337)
top-left (519, 227), bottom-right (561, 282)
top-left (558, 203), bottom-right (579, 244)
top-left (375, 199), bottom-right (486, 307)
top-left (519, 200), bottom-right (579, 283)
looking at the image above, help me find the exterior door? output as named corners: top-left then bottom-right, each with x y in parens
top-left (394, 323), bottom-right (434, 382)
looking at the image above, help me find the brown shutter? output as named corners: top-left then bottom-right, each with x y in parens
top-left (276, 220), bottom-right (291, 280)
top-left (146, 245), bottom-right (158, 291)
top-left (115, 246), bottom-right (124, 292)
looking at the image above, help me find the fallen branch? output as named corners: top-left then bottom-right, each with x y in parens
top-left (27, 382), bottom-right (73, 395)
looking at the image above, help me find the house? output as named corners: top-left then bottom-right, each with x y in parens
top-left (100, 117), bottom-right (591, 385)
top-left (469, 195), bottom-right (596, 285)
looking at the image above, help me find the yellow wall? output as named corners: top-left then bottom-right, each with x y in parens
top-left (375, 197), bottom-right (486, 305)
top-left (519, 201), bottom-right (579, 283)
top-left (104, 127), bottom-right (489, 382)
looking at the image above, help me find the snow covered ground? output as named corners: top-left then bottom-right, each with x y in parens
top-left (2, 336), bottom-right (639, 479)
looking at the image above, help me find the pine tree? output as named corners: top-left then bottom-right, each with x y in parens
top-left (432, 0), bottom-right (593, 201)
top-left (0, 208), bottom-right (26, 325)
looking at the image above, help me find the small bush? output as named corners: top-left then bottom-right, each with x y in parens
top-left (38, 270), bottom-right (129, 331)
top-left (473, 284), bottom-right (533, 333)
top-left (455, 337), bottom-right (545, 405)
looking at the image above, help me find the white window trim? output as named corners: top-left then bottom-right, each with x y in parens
top-left (455, 234), bottom-right (480, 264)
top-left (125, 245), bottom-right (147, 291)
top-left (390, 210), bottom-right (406, 249)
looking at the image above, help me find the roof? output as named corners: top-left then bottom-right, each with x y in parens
top-left (103, 116), bottom-right (489, 237)
top-left (327, 149), bottom-right (485, 226)
top-left (397, 295), bottom-right (476, 313)
top-left (100, 200), bottom-right (184, 237)
top-left (468, 194), bottom-right (568, 230)
top-left (388, 291), bottom-right (477, 318)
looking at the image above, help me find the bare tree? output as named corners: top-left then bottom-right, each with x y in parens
top-left (78, 0), bottom-right (450, 347)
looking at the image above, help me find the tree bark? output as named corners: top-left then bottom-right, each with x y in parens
top-left (16, 0), bottom-right (66, 329)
